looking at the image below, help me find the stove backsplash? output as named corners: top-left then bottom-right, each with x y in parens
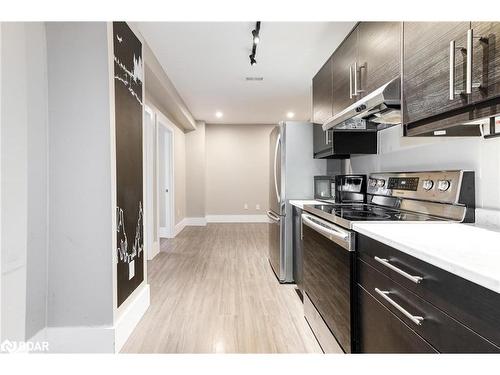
top-left (347, 125), bottom-right (500, 215)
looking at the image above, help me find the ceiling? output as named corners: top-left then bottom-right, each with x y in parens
top-left (137, 22), bottom-right (355, 124)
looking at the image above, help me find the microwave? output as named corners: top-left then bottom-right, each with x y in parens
top-left (314, 174), bottom-right (367, 203)
top-left (314, 176), bottom-right (336, 201)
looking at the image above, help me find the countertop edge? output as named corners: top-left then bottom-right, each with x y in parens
top-left (352, 223), bottom-right (500, 295)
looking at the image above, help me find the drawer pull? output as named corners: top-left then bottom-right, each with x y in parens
top-left (374, 256), bottom-right (423, 284)
top-left (375, 288), bottom-right (424, 326)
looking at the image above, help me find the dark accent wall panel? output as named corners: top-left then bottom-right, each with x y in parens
top-left (113, 22), bottom-right (144, 307)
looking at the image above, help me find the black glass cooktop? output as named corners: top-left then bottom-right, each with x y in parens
top-left (310, 204), bottom-right (440, 222)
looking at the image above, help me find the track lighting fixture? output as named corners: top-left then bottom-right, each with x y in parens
top-left (249, 21), bottom-right (261, 66)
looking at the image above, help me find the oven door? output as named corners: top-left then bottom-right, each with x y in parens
top-left (302, 213), bottom-right (354, 353)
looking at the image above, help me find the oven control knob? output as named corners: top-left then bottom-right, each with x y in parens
top-left (376, 179), bottom-right (385, 188)
top-left (369, 178), bottom-right (377, 187)
top-left (422, 179), bottom-right (434, 191)
top-left (437, 180), bottom-right (451, 192)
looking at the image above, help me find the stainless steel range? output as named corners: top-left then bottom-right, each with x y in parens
top-left (301, 170), bottom-right (475, 353)
top-left (306, 170), bottom-right (475, 229)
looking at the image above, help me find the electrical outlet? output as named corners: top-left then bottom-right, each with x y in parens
top-left (244, 203), bottom-right (248, 210)
top-left (129, 260), bottom-right (135, 280)
top-left (256, 204), bottom-right (260, 210)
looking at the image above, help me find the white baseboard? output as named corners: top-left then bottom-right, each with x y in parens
top-left (159, 226), bottom-right (172, 238)
top-left (174, 218), bottom-right (186, 236)
top-left (114, 284), bottom-right (150, 353)
top-left (35, 285), bottom-right (150, 353)
top-left (44, 325), bottom-right (115, 353)
top-left (185, 217), bottom-right (207, 226)
top-left (147, 240), bottom-right (160, 260)
top-left (206, 214), bottom-right (270, 223)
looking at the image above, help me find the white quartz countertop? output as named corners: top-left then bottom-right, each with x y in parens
top-left (288, 200), bottom-right (324, 209)
top-left (352, 222), bottom-right (500, 294)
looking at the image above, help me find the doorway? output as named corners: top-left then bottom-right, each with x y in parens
top-left (143, 105), bottom-right (175, 260)
top-left (156, 110), bottom-right (175, 240)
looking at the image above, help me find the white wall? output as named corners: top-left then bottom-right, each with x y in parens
top-left (350, 125), bottom-right (500, 210)
top-left (205, 123), bottom-right (275, 216)
top-left (46, 22), bottom-right (114, 327)
top-left (174, 125), bottom-right (187, 224)
top-left (185, 121), bottom-right (206, 218)
top-left (1, 22), bottom-right (29, 342)
top-left (25, 22), bottom-right (49, 340)
top-left (1, 22), bottom-right (49, 342)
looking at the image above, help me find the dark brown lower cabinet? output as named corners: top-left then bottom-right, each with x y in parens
top-left (358, 285), bottom-right (437, 353)
top-left (356, 234), bottom-right (500, 353)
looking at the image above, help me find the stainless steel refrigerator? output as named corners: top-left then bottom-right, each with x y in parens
top-left (267, 121), bottom-right (326, 283)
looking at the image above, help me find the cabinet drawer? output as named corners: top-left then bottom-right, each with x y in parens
top-left (358, 234), bottom-right (500, 347)
top-left (358, 259), bottom-right (499, 353)
top-left (358, 285), bottom-right (437, 353)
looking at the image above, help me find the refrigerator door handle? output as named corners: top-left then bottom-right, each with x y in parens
top-left (274, 133), bottom-right (281, 204)
top-left (266, 210), bottom-right (281, 222)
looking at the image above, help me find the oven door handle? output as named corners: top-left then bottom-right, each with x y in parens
top-left (301, 213), bottom-right (351, 250)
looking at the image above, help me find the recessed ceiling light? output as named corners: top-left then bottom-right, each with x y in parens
top-left (215, 111), bottom-right (223, 118)
top-left (286, 112), bottom-right (295, 119)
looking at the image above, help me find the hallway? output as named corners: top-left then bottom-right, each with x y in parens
top-left (121, 224), bottom-right (321, 353)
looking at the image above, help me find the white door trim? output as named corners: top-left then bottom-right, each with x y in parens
top-left (147, 102), bottom-right (175, 240)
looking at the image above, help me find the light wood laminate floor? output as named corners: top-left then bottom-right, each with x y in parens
top-left (121, 223), bottom-right (322, 353)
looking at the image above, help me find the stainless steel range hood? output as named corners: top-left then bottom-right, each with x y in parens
top-left (322, 78), bottom-right (401, 131)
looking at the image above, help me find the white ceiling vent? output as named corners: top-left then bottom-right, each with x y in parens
top-left (245, 77), bottom-right (264, 81)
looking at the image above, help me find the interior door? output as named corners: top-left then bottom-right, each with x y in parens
top-left (471, 22), bottom-right (500, 104)
top-left (269, 125), bottom-right (282, 215)
top-left (157, 117), bottom-right (173, 238)
top-left (403, 22), bottom-right (470, 124)
top-left (357, 22), bottom-right (401, 96)
top-left (332, 27), bottom-right (358, 115)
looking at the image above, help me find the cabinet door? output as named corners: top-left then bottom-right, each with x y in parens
top-left (403, 22), bottom-right (470, 124)
top-left (358, 286), bottom-right (437, 353)
top-left (312, 56), bottom-right (333, 124)
top-left (471, 22), bottom-right (500, 104)
top-left (357, 22), bottom-right (401, 96)
top-left (332, 27), bottom-right (358, 115)
top-left (313, 123), bottom-right (331, 157)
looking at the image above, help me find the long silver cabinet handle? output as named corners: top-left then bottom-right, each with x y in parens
top-left (353, 61), bottom-right (358, 97)
top-left (375, 288), bottom-right (424, 326)
top-left (349, 65), bottom-right (353, 99)
top-left (449, 40), bottom-right (455, 100)
top-left (374, 256), bottom-right (423, 284)
top-left (466, 29), bottom-right (473, 94)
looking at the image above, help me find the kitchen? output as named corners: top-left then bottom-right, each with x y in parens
top-left (123, 20), bottom-right (500, 354)
top-left (1, 2), bottom-right (500, 371)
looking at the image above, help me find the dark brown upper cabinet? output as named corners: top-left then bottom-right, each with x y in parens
top-left (403, 22), bottom-right (500, 136)
top-left (357, 22), bottom-right (401, 97)
top-left (332, 27), bottom-right (358, 115)
top-left (470, 22), bottom-right (500, 104)
top-left (403, 22), bottom-right (471, 125)
top-left (312, 56), bottom-right (333, 158)
top-left (312, 56), bottom-right (333, 124)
